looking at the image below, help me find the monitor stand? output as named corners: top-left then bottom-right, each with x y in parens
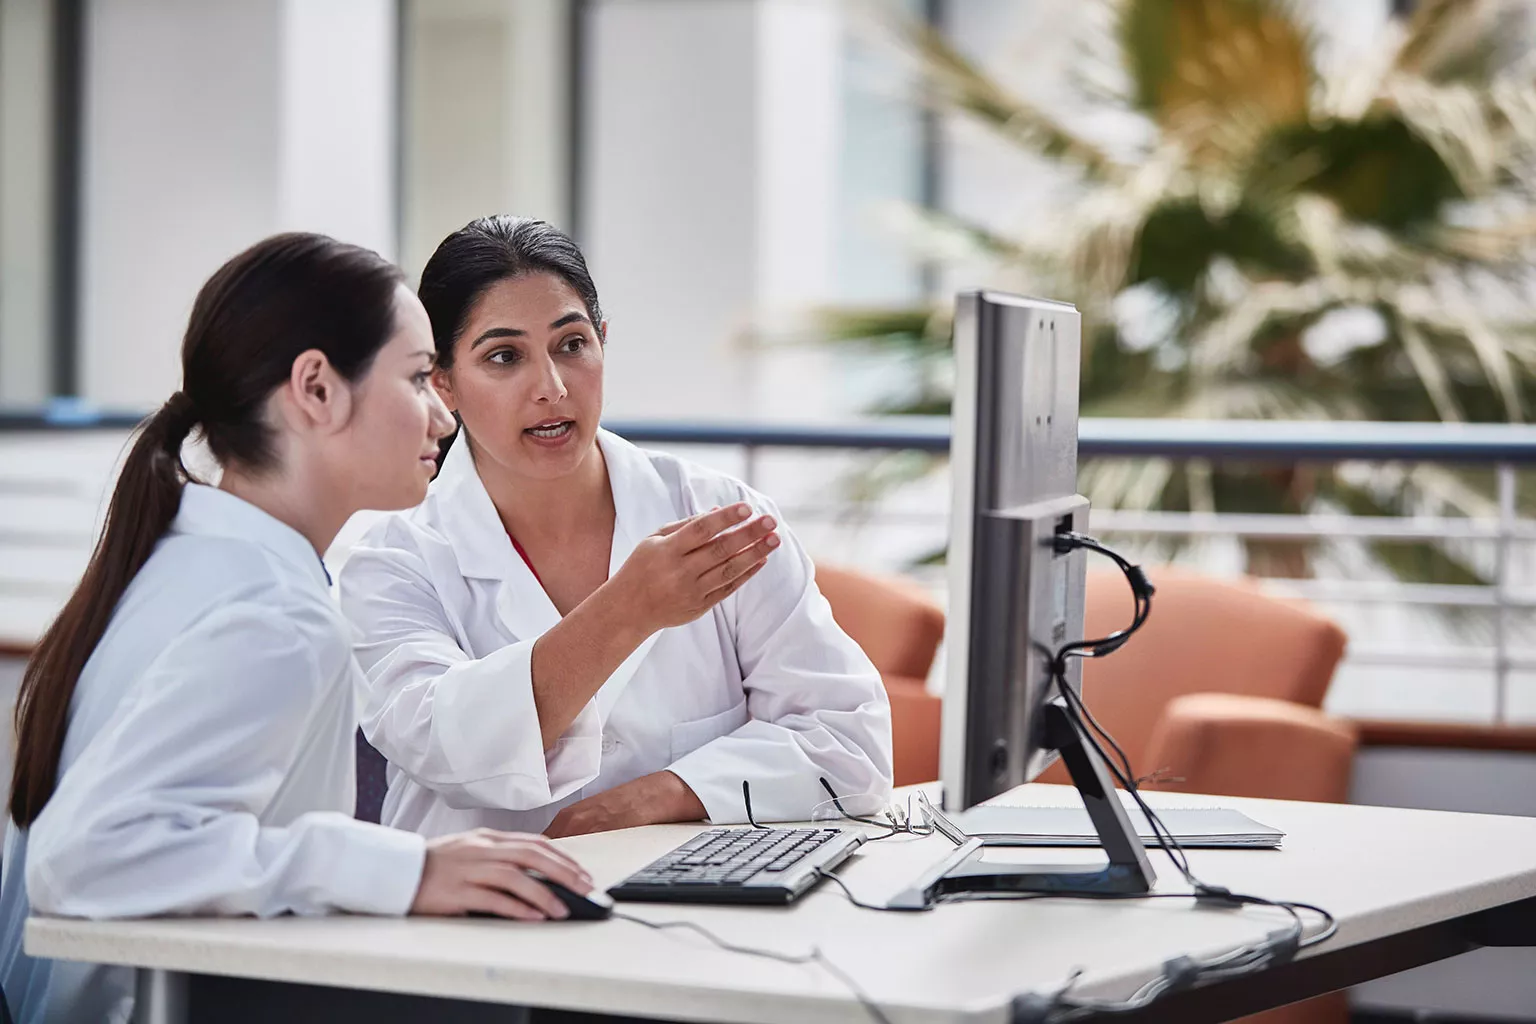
top-left (894, 703), bottom-right (1157, 908)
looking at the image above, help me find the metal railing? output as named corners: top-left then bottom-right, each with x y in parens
top-left (601, 418), bottom-right (1536, 725)
top-left (5, 409), bottom-right (1536, 721)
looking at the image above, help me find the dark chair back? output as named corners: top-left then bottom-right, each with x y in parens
top-left (354, 729), bottom-right (390, 825)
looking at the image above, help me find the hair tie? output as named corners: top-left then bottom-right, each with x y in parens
top-left (158, 390), bottom-right (201, 447)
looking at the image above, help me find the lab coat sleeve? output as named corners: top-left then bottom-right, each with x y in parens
top-left (667, 496), bottom-right (894, 824)
top-left (339, 532), bottom-right (603, 811)
top-left (26, 600), bottom-right (426, 921)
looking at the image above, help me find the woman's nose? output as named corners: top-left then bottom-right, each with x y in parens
top-left (427, 388), bottom-right (456, 439)
top-left (535, 360), bottom-right (568, 403)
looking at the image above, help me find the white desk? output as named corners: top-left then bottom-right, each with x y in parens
top-left (26, 785), bottom-right (1536, 1023)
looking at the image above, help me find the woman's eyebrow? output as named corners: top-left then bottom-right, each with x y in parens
top-left (550, 312), bottom-right (590, 330)
top-left (470, 327), bottom-right (525, 350)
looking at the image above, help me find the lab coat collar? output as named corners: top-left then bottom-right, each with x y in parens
top-left (432, 429), bottom-right (679, 580)
top-left (430, 436), bottom-right (521, 583)
top-left (599, 428), bottom-right (684, 576)
top-left (171, 484), bottom-right (331, 590)
top-left (429, 429), bottom-right (679, 645)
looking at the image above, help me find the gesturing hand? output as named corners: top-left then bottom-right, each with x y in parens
top-left (611, 503), bottom-right (780, 634)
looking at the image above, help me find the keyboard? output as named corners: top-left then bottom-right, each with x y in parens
top-left (607, 826), bottom-right (865, 905)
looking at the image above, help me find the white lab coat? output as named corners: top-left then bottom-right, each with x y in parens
top-left (0, 485), bottom-right (426, 1024)
top-left (338, 430), bottom-right (893, 837)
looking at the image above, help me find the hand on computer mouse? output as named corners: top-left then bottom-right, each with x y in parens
top-left (411, 829), bottom-right (594, 920)
top-left (526, 871), bottom-right (615, 921)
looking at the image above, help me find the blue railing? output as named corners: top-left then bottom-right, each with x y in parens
top-left (8, 406), bottom-right (1536, 464)
top-left (4, 406), bottom-right (1536, 720)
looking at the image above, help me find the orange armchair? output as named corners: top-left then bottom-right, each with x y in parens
top-left (1038, 568), bottom-right (1356, 803)
top-left (816, 565), bottom-right (1356, 802)
top-left (814, 565), bottom-right (946, 787)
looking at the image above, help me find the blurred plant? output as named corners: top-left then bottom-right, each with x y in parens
top-left (822, 0), bottom-right (1536, 580)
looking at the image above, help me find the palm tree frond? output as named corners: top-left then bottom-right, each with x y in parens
top-left (1117, 0), bottom-right (1314, 163)
top-left (1258, 114), bottom-right (1464, 228)
top-left (1392, 0), bottom-right (1507, 84)
top-left (1394, 315), bottom-right (1466, 422)
top-left (877, 9), bottom-right (1121, 178)
top-left (1432, 213), bottom-right (1536, 263)
top-left (813, 306), bottom-right (945, 347)
top-left (1383, 79), bottom-right (1504, 197)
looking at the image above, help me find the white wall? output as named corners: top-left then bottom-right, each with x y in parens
top-left (280, 0), bottom-right (398, 260)
top-left (583, 0), bottom-right (844, 424)
top-left (78, 0), bottom-right (396, 409)
top-left (399, 0), bottom-right (573, 284)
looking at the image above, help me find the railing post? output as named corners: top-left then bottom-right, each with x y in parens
top-left (743, 444), bottom-right (759, 491)
top-left (1495, 463), bottom-right (1516, 725)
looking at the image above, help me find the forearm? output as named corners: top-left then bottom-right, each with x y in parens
top-left (652, 770), bottom-right (708, 823)
top-left (530, 580), bottom-right (653, 749)
top-left (29, 809), bottom-right (425, 920)
top-left (543, 770), bottom-right (707, 838)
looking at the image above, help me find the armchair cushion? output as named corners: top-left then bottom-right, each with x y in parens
top-left (884, 675), bottom-right (942, 787)
top-left (1143, 693), bottom-right (1358, 803)
top-left (815, 565), bottom-right (945, 682)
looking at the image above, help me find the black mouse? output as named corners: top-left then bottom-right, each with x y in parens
top-left (529, 872), bottom-right (614, 921)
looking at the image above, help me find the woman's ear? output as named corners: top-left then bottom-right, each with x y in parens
top-left (432, 366), bottom-right (458, 412)
top-left (287, 349), bottom-right (352, 432)
top-left (598, 319), bottom-right (609, 345)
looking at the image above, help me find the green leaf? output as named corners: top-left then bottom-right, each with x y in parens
top-left (1131, 199), bottom-right (1313, 293)
top-left (1256, 117), bottom-right (1464, 228)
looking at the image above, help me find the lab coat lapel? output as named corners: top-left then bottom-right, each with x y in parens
top-left (431, 438), bottom-right (561, 643)
top-left (591, 430), bottom-right (680, 717)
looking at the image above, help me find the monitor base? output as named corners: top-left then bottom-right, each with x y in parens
top-left (931, 701), bottom-right (1158, 899)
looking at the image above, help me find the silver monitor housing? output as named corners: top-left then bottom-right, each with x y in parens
top-left (940, 291), bottom-right (1089, 812)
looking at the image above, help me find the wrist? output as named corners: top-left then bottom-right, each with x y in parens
top-left (592, 573), bottom-right (658, 645)
top-left (655, 770), bottom-right (708, 824)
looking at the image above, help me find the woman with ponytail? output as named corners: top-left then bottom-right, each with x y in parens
top-left (0, 233), bottom-right (594, 1024)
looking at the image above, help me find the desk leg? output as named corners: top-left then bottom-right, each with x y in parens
top-left (132, 969), bottom-right (188, 1024)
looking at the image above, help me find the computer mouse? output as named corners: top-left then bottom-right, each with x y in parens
top-left (529, 872), bottom-right (614, 921)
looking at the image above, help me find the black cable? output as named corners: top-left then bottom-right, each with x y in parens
top-left (612, 910), bottom-right (894, 1024)
top-left (1002, 532), bottom-right (1337, 1021)
top-left (812, 866), bottom-right (930, 913)
top-left (612, 910), bottom-right (817, 964)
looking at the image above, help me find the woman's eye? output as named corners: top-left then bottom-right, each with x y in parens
top-left (412, 371), bottom-right (432, 390)
top-left (487, 349), bottom-right (519, 365)
top-left (561, 335), bottom-right (586, 353)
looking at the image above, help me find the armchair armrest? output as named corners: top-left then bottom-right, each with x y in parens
top-left (1142, 693), bottom-right (1358, 803)
top-left (884, 675), bottom-right (941, 787)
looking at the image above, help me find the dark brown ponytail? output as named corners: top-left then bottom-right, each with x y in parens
top-left (9, 232), bottom-right (403, 827)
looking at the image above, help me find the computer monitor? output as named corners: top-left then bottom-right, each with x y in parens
top-left (927, 290), bottom-right (1155, 899)
top-left (941, 290), bottom-right (1087, 812)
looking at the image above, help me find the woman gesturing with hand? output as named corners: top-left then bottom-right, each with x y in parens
top-left (340, 216), bottom-right (893, 842)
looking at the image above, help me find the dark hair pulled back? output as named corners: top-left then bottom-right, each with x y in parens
top-left (416, 216), bottom-right (601, 461)
top-left (10, 232), bottom-right (403, 827)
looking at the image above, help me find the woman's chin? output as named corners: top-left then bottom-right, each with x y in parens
top-left (509, 428), bottom-right (594, 475)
